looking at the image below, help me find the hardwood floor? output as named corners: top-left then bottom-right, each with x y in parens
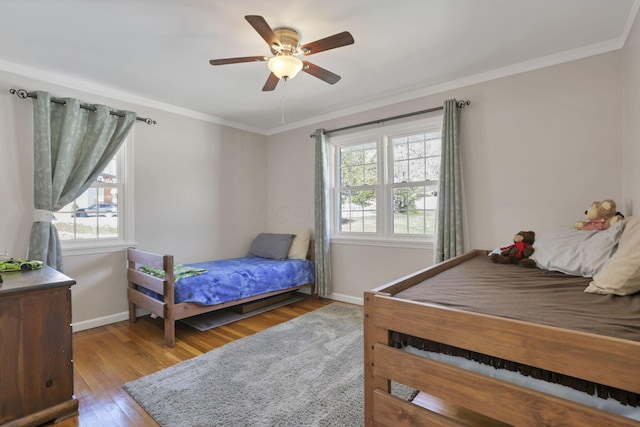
top-left (47, 297), bottom-right (332, 427)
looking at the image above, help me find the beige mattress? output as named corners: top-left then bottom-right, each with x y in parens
top-left (394, 254), bottom-right (640, 341)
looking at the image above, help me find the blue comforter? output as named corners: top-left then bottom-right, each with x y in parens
top-left (143, 256), bottom-right (315, 306)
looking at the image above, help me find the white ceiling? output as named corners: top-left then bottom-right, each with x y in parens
top-left (0, 0), bottom-right (638, 134)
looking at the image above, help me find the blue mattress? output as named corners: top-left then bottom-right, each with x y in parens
top-left (142, 256), bottom-right (315, 306)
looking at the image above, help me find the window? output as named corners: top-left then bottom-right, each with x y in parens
top-left (53, 136), bottom-right (133, 252)
top-left (332, 118), bottom-right (442, 245)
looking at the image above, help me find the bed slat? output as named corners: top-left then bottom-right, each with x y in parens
top-left (374, 344), bottom-right (639, 427)
top-left (373, 390), bottom-right (465, 427)
top-left (127, 268), bottom-right (165, 295)
top-left (127, 288), bottom-right (165, 318)
top-left (127, 247), bottom-right (167, 269)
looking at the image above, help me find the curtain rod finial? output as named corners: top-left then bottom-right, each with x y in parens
top-left (9, 88), bottom-right (29, 99)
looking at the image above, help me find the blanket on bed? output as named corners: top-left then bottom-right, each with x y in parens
top-left (139, 264), bottom-right (208, 281)
top-left (140, 256), bottom-right (315, 306)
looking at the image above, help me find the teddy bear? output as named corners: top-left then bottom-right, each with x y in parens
top-left (490, 231), bottom-right (537, 267)
top-left (574, 199), bottom-right (623, 231)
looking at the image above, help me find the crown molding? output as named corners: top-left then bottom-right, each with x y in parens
top-left (263, 36), bottom-right (627, 135)
top-left (0, 59), bottom-right (264, 135)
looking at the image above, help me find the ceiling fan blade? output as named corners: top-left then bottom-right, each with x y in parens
top-left (302, 61), bottom-right (341, 85)
top-left (262, 73), bottom-right (280, 91)
top-left (209, 56), bottom-right (267, 66)
top-left (245, 15), bottom-right (280, 48)
top-left (299, 31), bottom-right (354, 55)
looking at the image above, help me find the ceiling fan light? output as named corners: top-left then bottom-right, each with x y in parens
top-left (268, 55), bottom-right (303, 80)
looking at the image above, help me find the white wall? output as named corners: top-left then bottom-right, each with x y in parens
top-left (0, 69), bottom-right (268, 330)
top-left (623, 10), bottom-right (640, 213)
top-left (267, 51), bottom-right (625, 303)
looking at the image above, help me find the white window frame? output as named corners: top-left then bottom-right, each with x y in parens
top-left (330, 117), bottom-right (442, 248)
top-left (57, 133), bottom-right (136, 255)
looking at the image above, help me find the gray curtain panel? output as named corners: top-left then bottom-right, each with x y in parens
top-left (29, 91), bottom-right (136, 271)
top-left (436, 99), bottom-right (464, 263)
top-left (314, 129), bottom-right (332, 297)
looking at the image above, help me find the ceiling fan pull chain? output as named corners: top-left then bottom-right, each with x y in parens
top-left (281, 80), bottom-right (287, 124)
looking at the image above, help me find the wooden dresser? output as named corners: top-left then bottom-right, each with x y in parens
top-left (0, 266), bottom-right (78, 426)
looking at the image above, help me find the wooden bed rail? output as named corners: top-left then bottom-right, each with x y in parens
top-left (364, 289), bottom-right (640, 426)
top-left (372, 344), bottom-right (639, 427)
top-left (373, 294), bottom-right (640, 394)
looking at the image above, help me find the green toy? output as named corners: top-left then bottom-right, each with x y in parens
top-left (0, 258), bottom-right (44, 272)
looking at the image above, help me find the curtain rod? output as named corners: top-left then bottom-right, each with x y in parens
top-left (312, 99), bottom-right (470, 137)
top-left (9, 88), bottom-right (157, 125)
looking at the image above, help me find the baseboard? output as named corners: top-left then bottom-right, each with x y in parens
top-left (72, 311), bottom-right (129, 333)
top-left (326, 292), bottom-right (363, 306)
top-left (71, 293), bottom-right (362, 332)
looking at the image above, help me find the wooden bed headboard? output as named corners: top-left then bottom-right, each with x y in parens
top-left (308, 239), bottom-right (315, 263)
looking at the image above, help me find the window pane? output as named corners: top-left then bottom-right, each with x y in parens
top-left (393, 159), bottom-right (408, 183)
top-left (100, 157), bottom-right (118, 183)
top-left (425, 133), bottom-right (441, 155)
top-left (364, 164), bottom-right (377, 185)
top-left (341, 166), bottom-right (355, 187)
top-left (54, 174), bottom-right (119, 240)
top-left (340, 189), bottom-right (376, 233)
top-left (340, 143), bottom-right (377, 188)
top-left (363, 144), bottom-right (377, 164)
top-left (426, 157), bottom-right (440, 180)
top-left (408, 158), bottom-right (426, 182)
top-left (393, 134), bottom-right (434, 183)
top-left (340, 145), bottom-right (361, 168)
top-left (393, 139), bottom-right (408, 160)
top-left (408, 140), bottom-right (425, 158)
top-left (393, 185), bottom-right (438, 235)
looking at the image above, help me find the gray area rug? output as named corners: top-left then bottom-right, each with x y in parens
top-left (124, 303), bottom-right (415, 427)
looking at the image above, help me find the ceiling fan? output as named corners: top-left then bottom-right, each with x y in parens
top-left (209, 15), bottom-right (354, 91)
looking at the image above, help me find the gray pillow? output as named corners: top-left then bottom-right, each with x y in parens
top-left (247, 233), bottom-right (294, 260)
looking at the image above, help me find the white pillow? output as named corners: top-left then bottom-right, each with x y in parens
top-left (585, 217), bottom-right (640, 295)
top-left (287, 229), bottom-right (311, 260)
top-left (530, 221), bottom-right (624, 277)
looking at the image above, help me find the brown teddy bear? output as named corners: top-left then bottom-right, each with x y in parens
top-left (574, 199), bottom-right (623, 231)
top-left (490, 231), bottom-right (537, 267)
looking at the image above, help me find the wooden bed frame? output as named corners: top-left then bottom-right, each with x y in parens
top-left (127, 241), bottom-right (316, 347)
top-left (364, 250), bottom-right (640, 426)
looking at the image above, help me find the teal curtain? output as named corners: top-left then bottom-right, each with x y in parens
top-left (436, 99), bottom-right (464, 263)
top-left (29, 92), bottom-right (136, 271)
top-left (314, 129), bottom-right (332, 296)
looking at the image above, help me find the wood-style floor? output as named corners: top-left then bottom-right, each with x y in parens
top-left (47, 297), bottom-right (332, 427)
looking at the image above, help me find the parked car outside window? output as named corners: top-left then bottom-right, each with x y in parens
top-left (73, 203), bottom-right (117, 217)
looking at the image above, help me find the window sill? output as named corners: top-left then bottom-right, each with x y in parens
top-left (330, 236), bottom-right (433, 250)
top-left (61, 240), bottom-right (137, 257)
